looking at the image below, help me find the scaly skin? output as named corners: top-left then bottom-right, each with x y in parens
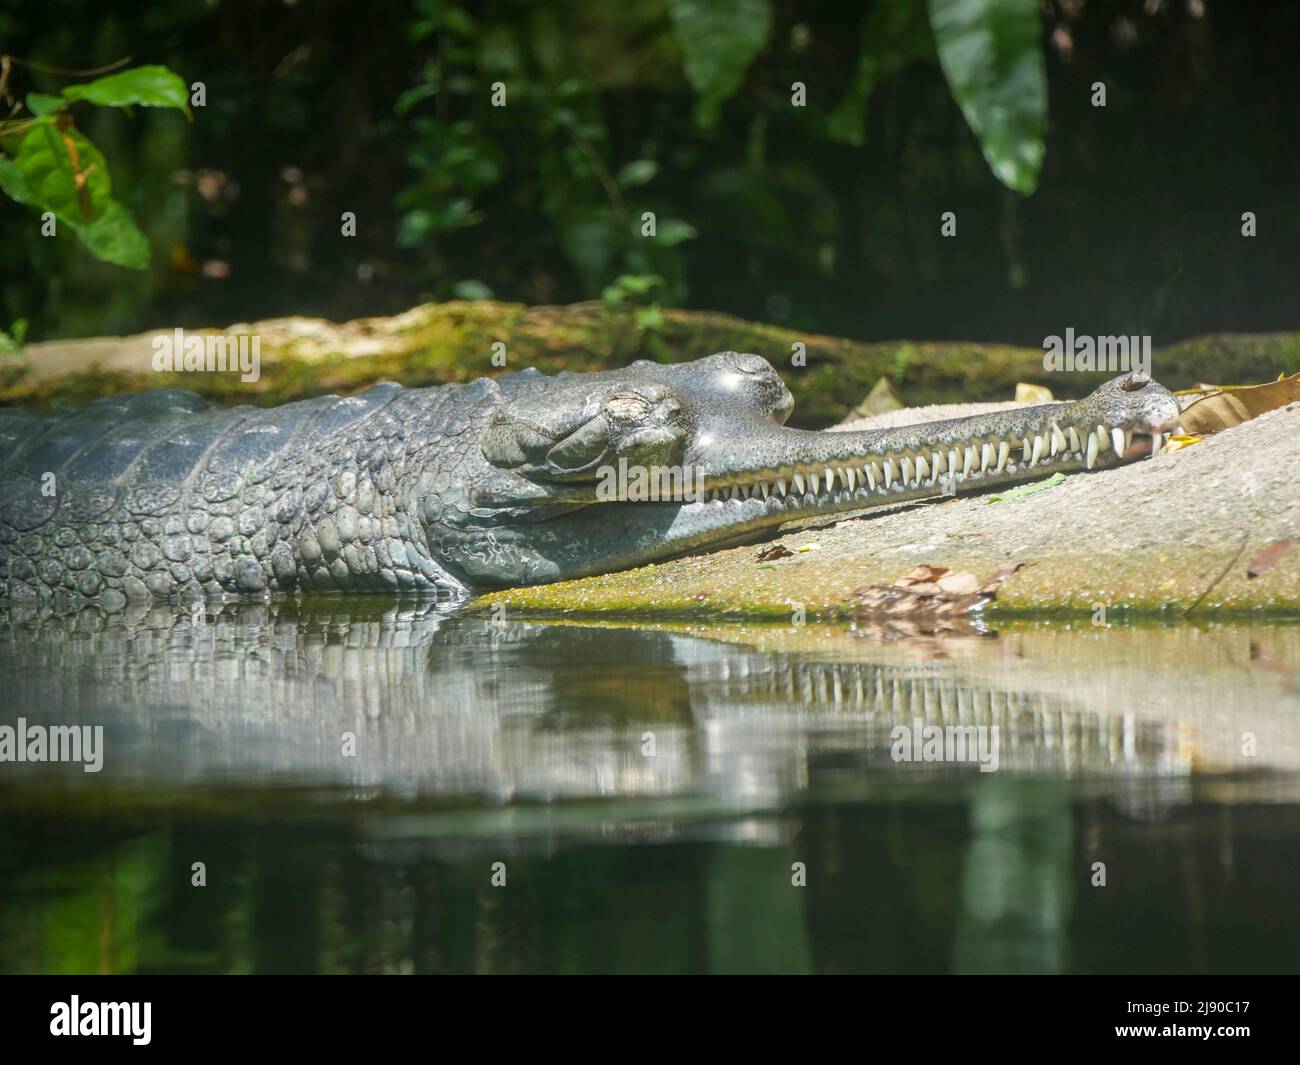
top-left (0, 352), bottom-right (1180, 608)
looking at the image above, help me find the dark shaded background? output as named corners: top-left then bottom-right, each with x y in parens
top-left (1, 0), bottom-right (1296, 346)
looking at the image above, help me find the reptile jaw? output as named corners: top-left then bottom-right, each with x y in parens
top-left (684, 415), bottom-right (1180, 514)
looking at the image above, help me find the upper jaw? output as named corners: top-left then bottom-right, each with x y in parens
top-left (474, 387), bottom-right (1182, 514)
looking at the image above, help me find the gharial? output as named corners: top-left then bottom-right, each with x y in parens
top-left (0, 352), bottom-right (1181, 608)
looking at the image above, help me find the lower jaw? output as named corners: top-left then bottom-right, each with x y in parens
top-left (658, 440), bottom-right (1160, 552)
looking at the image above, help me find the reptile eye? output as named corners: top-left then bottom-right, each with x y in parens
top-left (1119, 373), bottom-right (1151, 392)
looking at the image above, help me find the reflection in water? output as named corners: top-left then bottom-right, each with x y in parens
top-left (0, 599), bottom-right (1297, 973)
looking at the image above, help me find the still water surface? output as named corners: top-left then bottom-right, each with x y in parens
top-left (1, 599), bottom-right (1297, 973)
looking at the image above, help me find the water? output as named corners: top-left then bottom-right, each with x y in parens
top-left (1, 600), bottom-right (1298, 974)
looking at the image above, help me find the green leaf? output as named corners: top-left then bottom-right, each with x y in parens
top-left (617, 160), bottom-right (659, 188)
top-left (0, 157), bottom-right (36, 206)
top-left (668, 0), bottom-right (772, 128)
top-left (828, 0), bottom-right (935, 146)
top-left (634, 304), bottom-right (665, 332)
top-left (13, 121), bottom-right (113, 224)
top-left (986, 472), bottom-right (1064, 503)
top-left (655, 219), bottom-right (698, 247)
top-left (4, 123), bottom-right (150, 268)
top-left (452, 279), bottom-right (494, 300)
top-left (927, 0), bottom-right (1046, 194)
top-left (61, 65), bottom-right (190, 115)
top-left (73, 200), bottom-right (150, 270)
top-left (26, 93), bottom-right (66, 117)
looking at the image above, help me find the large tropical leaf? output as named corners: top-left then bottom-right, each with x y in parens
top-left (927, 0), bottom-right (1046, 194)
top-left (668, 0), bottom-right (772, 128)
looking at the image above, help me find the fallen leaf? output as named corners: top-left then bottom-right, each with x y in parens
top-left (845, 561), bottom-right (1029, 623)
top-left (1247, 539), bottom-right (1291, 579)
top-left (986, 472), bottom-right (1066, 504)
top-left (795, 543), bottom-right (820, 553)
top-left (987, 561), bottom-right (1029, 583)
top-left (1179, 372), bottom-right (1300, 434)
top-left (1162, 433), bottom-right (1202, 452)
top-left (756, 544), bottom-right (794, 561)
top-left (896, 564), bottom-right (948, 586)
top-left (1015, 382), bottom-right (1054, 404)
top-left (847, 376), bottom-right (905, 420)
top-left (936, 571), bottom-right (980, 595)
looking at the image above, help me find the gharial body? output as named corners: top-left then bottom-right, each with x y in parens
top-left (0, 352), bottom-right (1180, 609)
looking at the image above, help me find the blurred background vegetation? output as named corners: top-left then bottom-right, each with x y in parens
top-left (0, 0), bottom-right (1296, 347)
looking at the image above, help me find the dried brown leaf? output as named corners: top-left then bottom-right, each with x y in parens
top-left (1015, 382), bottom-right (1054, 404)
top-left (1179, 372), bottom-right (1300, 435)
top-left (1247, 539), bottom-right (1291, 579)
top-left (936, 571), bottom-right (981, 595)
top-left (896, 564), bottom-right (948, 586)
top-left (757, 544), bottom-right (794, 562)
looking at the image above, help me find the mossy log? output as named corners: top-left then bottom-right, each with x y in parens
top-left (3, 300), bottom-right (1297, 425)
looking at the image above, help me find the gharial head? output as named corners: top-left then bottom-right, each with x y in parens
top-left (423, 352), bottom-right (1181, 588)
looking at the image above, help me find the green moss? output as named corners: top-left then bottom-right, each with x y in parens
top-left (10, 301), bottom-right (1296, 422)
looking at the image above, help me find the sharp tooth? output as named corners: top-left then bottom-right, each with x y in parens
top-left (741, 484), bottom-right (753, 499)
top-left (1051, 424), bottom-right (1067, 456)
top-left (1097, 424), bottom-right (1109, 451)
top-left (1022, 437), bottom-right (1032, 464)
top-left (1111, 427), bottom-right (1126, 457)
top-left (963, 446), bottom-right (976, 478)
top-left (775, 478), bottom-right (787, 497)
top-left (916, 454), bottom-right (930, 481)
top-left (996, 440), bottom-right (1010, 472)
top-left (1030, 434), bottom-right (1045, 465)
top-left (865, 463), bottom-right (879, 491)
top-left (900, 456), bottom-right (914, 485)
top-left (883, 458), bottom-right (896, 489)
top-left (809, 471), bottom-right (820, 494)
top-left (1086, 432), bottom-right (1099, 470)
top-left (932, 450), bottom-right (946, 474)
top-left (844, 466), bottom-right (856, 491)
top-left (1067, 426), bottom-right (1081, 452)
top-left (759, 481), bottom-right (770, 499)
top-left (826, 466), bottom-right (837, 491)
top-left (980, 442), bottom-right (993, 473)
top-left (1150, 433), bottom-right (1163, 457)
top-left (729, 486), bottom-right (742, 500)
top-left (949, 448), bottom-right (960, 477)
top-left (792, 473), bottom-right (806, 495)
